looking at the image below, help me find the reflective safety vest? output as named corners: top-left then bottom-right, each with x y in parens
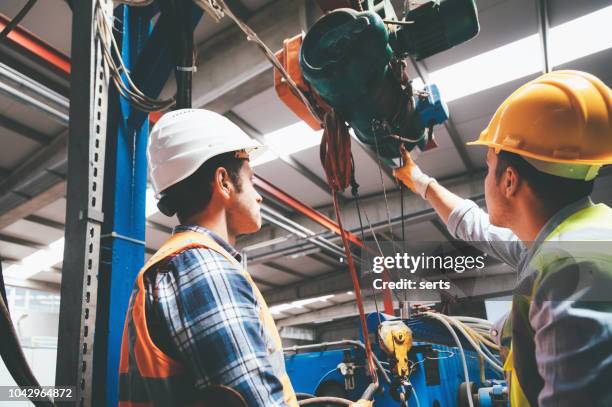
top-left (118, 231), bottom-right (299, 407)
top-left (503, 203), bottom-right (612, 406)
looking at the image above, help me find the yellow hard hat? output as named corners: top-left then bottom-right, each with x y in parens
top-left (468, 70), bottom-right (612, 180)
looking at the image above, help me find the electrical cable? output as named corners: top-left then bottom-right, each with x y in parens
top-left (319, 110), bottom-right (379, 386)
top-left (409, 381), bottom-right (421, 407)
top-left (430, 314), bottom-right (503, 373)
top-left (371, 122), bottom-right (395, 243)
top-left (213, 0), bottom-right (323, 125)
top-left (0, 259), bottom-right (8, 314)
top-left (95, 0), bottom-right (176, 112)
top-left (0, 0), bottom-right (37, 41)
top-left (298, 397), bottom-right (352, 406)
top-left (422, 312), bottom-right (475, 407)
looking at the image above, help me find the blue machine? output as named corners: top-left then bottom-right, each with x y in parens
top-left (285, 313), bottom-right (508, 406)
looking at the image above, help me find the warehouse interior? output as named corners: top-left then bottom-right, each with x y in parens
top-left (0, 0), bottom-right (611, 406)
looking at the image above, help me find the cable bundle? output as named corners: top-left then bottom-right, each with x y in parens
top-left (96, 0), bottom-right (176, 112)
top-left (422, 312), bottom-right (504, 407)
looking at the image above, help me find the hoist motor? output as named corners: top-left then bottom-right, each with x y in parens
top-left (275, 0), bottom-right (479, 159)
top-left (299, 0), bottom-right (478, 158)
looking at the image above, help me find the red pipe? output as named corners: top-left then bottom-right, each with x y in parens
top-left (254, 176), bottom-right (363, 247)
top-left (0, 14), bottom-right (71, 77)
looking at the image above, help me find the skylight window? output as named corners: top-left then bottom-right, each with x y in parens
top-left (429, 5), bottom-right (612, 102)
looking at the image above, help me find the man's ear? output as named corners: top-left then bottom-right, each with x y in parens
top-left (504, 166), bottom-right (520, 198)
top-left (214, 167), bottom-right (232, 200)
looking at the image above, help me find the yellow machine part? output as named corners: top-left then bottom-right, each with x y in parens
top-left (378, 320), bottom-right (413, 378)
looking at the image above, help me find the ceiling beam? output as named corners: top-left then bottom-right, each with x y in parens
top-left (536, 0), bottom-right (551, 73)
top-left (0, 233), bottom-right (46, 250)
top-left (251, 275), bottom-right (281, 289)
top-left (25, 215), bottom-right (65, 230)
top-left (0, 181), bottom-right (66, 230)
top-left (264, 261), bottom-right (310, 279)
top-left (0, 113), bottom-right (52, 144)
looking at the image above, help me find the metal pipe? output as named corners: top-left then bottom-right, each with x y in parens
top-left (254, 176), bottom-right (363, 247)
top-left (0, 81), bottom-right (68, 125)
top-left (0, 62), bottom-right (69, 110)
top-left (261, 210), bottom-right (351, 262)
top-left (261, 205), bottom-right (351, 260)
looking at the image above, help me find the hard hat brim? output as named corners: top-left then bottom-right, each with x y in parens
top-left (466, 140), bottom-right (612, 166)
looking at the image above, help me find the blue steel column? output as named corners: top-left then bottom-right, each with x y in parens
top-left (96, 5), bottom-right (150, 406)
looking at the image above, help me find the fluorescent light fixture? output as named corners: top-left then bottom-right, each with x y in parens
top-left (429, 5), bottom-right (612, 102)
top-left (549, 5), bottom-right (612, 66)
top-left (269, 294), bottom-right (334, 316)
top-left (429, 35), bottom-right (541, 102)
top-left (252, 121), bottom-right (323, 166)
top-left (346, 291), bottom-right (354, 296)
top-left (5, 237), bottom-right (65, 280)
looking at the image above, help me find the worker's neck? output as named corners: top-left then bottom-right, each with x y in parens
top-left (510, 199), bottom-right (557, 247)
top-left (184, 208), bottom-right (236, 246)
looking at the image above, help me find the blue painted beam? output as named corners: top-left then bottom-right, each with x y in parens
top-left (128, 3), bottom-right (203, 129)
top-left (95, 5), bottom-right (150, 406)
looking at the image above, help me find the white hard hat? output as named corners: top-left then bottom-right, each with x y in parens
top-left (148, 109), bottom-right (265, 197)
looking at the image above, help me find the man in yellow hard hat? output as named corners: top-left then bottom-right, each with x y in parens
top-left (395, 70), bottom-right (612, 406)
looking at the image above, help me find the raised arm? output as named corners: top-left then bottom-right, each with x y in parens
top-left (394, 145), bottom-right (525, 267)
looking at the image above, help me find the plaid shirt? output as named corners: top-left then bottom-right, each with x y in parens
top-left (144, 225), bottom-right (290, 406)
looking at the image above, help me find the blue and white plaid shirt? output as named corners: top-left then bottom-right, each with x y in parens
top-left (144, 225), bottom-right (290, 406)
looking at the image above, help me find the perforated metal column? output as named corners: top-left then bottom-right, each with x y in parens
top-left (55, 0), bottom-right (112, 405)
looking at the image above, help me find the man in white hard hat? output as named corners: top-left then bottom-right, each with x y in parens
top-left (394, 71), bottom-right (612, 406)
top-left (118, 109), bottom-right (299, 407)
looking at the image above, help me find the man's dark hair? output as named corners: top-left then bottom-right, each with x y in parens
top-left (158, 152), bottom-right (246, 222)
top-left (494, 150), bottom-right (594, 210)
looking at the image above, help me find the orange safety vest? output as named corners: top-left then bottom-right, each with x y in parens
top-left (118, 231), bottom-right (299, 407)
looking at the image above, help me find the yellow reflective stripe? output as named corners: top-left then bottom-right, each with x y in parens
top-left (504, 348), bottom-right (532, 407)
top-left (545, 204), bottom-right (612, 241)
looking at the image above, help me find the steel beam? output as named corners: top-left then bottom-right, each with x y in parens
top-left (56, 1), bottom-right (112, 405)
top-left (0, 113), bottom-right (51, 144)
top-left (264, 261), bottom-right (309, 279)
top-left (0, 129), bottom-right (68, 229)
top-left (92, 6), bottom-right (154, 405)
top-left (536, 0), bottom-right (551, 73)
top-left (24, 215), bottom-right (65, 231)
top-left (0, 181), bottom-right (67, 230)
top-left (0, 233), bottom-right (46, 250)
